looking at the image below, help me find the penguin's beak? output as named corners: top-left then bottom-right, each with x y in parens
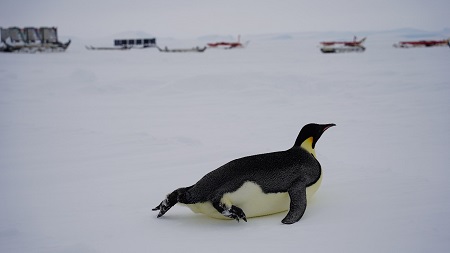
top-left (323, 123), bottom-right (336, 132)
top-left (322, 123), bottom-right (336, 133)
top-left (312, 123), bottom-right (336, 149)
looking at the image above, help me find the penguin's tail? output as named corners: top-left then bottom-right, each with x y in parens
top-left (153, 188), bottom-right (181, 217)
top-left (176, 186), bottom-right (194, 204)
top-left (153, 186), bottom-right (196, 217)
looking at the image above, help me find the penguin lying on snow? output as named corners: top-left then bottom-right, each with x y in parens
top-left (153, 123), bottom-right (335, 224)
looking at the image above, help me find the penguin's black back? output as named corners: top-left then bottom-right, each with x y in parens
top-left (186, 146), bottom-right (321, 203)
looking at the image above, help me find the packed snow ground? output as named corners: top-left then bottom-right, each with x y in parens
top-left (1, 34), bottom-right (449, 253)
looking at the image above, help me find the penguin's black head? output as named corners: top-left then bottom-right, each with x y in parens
top-left (294, 123), bottom-right (336, 149)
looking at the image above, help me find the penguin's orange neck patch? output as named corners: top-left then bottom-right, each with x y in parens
top-left (301, 137), bottom-right (316, 157)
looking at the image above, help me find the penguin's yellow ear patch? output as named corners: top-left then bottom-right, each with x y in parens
top-left (300, 137), bottom-right (316, 157)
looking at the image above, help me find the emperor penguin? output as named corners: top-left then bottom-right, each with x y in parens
top-left (153, 123), bottom-right (335, 224)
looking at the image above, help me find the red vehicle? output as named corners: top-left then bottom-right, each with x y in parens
top-left (394, 39), bottom-right (450, 48)
top-left (207, 35), bottom-right (248, 49)
top-left (320, 36), bottom-right (366, 53)
top-left (320, 36), bottom-right (366, 47)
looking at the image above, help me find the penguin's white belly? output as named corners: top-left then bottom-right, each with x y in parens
top-left (187, 177), bottom-right (322, 220)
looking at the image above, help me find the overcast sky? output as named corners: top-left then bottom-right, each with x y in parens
top-left (1, 0), bottom-right (449, 38)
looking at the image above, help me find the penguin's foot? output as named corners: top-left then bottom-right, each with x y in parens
top-left (222, 205), bottom-right (247, 223)
top-left (152, 198), bottom-right (174, 218)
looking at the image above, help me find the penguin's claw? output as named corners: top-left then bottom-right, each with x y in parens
top-left (152, 204), bottom-right (161, 211)
top-left (223, 205), bottom-right (247, 223)
top-left (153, 199), bottom-right (172, 218)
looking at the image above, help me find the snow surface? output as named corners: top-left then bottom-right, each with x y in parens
top-left (1, 34), bottom-right (450, 253)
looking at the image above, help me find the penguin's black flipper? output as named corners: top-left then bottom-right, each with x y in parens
top-left (281, 180), bottom-right (307, 224)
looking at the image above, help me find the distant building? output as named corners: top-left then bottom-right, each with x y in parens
top-left (114, 38), bottom-right (156, 48)
top-left (0, 26), bottom-right (70, 53)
